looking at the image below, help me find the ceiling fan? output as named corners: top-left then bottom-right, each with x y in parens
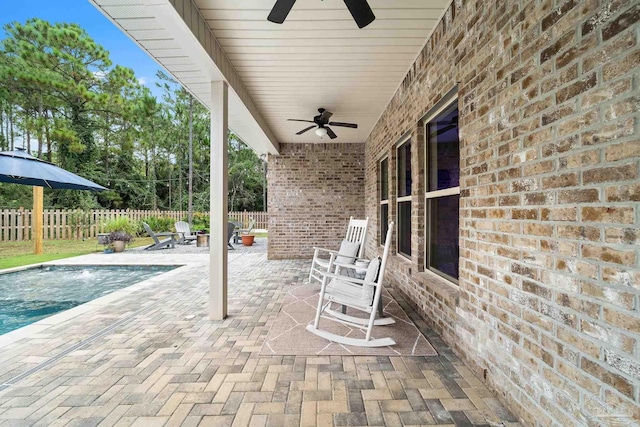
top-left (268, 0), bottom-right (376, 29)
top-left (289, 108), bottom-right (358, 139)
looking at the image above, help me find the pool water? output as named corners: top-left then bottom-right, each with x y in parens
top-left (0, 265), bottom-right (177, 335)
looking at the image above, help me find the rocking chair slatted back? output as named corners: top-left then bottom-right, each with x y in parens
top-left (344, 217), bottom-right (368, 258)
top-left (308, 216), bottom-right (370, 286)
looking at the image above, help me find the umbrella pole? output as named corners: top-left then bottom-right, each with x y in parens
top-left (33, 186), bottom-right (43, 255)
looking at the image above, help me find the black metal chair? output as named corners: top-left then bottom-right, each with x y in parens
top-left (227, 222), bottom-right (236, 250)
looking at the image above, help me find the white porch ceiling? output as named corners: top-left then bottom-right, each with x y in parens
top-left (90, 0), bottom-right (450, 151)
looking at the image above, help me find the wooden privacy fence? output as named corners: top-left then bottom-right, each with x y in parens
top-left (229, 211), bottom-right (268, 231)
top-left (0, 209), bottom-right (268, 242)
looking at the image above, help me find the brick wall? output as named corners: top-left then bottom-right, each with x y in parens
top-left (267, 143), bottom-right (365, 260)
top-left (364, 1), bottom-right (639, 426)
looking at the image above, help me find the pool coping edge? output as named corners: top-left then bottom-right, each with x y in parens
top-left (0, 262), bottom-right (191, 349)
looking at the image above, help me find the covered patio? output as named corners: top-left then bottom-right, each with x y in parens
top-left (0, 249), bottom-right (519, 426)
top-left (0, 0), bottom-right (636, 426)
top-left (86, 0), bottom-right (457, 323)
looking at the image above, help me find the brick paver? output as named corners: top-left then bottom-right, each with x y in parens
top-left (0, 247), bottom-right (521, 426)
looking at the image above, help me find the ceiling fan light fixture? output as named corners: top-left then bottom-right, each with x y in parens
top-left (315, 127), bottom-right (328, 138)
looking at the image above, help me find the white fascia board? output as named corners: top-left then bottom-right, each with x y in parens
top-left (96, 0), bottom-right (280, 155)
top-left (148, 0), bottom-right (279, 155)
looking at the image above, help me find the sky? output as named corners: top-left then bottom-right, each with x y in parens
top-left (0, 0), bottom-right (166, 97)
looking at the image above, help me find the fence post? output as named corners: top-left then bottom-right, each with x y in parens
top-left (18, 207), bottom-right (24, 241)
top-left (12, 209), bottom-right (18, 241)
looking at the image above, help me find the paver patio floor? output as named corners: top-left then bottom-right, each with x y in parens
top-left (0, 245), bottom-right (521, 426)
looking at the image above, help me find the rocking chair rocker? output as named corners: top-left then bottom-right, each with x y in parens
top-left (306, 222), bottom-right (395, 347)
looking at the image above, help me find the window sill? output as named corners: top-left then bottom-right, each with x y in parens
top-left (396, 253), bottom-right (412, 263)
top-left (415, 269), bottom-right (459, 306)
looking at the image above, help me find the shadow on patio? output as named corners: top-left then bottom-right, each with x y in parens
top-left (0, 244), bottom-right (520, 426)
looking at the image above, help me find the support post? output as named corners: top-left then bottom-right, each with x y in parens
top-left (33, 186), bottom-right (43, 255)
top-left (188, 96), bottom-right (193, 225)
top-left (210, 81), bottom-right (228, 320)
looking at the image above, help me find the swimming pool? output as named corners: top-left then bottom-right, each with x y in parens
top-left (0, 265), bottom-right (177, 335)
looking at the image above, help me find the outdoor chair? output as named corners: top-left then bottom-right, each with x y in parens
top-left (175, 221), bottom-right (197, 244)
top-left (308, 217), bottom-right (369, 286)
top-left (306, 222), bottom-right (395, 347)
top-left (227, 222), bottom-right (236, 250)
top-left (234, 217), bottom-right (256, 243)
top-left (142, 222), bottom-right (177, 251)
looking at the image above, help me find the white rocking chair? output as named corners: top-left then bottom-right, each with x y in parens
top-left (306, 222), bottom-right (395, 347)
top-left (308, 216), bottom-right (369, 285)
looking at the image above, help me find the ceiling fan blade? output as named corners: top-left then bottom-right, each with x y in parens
top-left (296, 125), bottom-right (316, 135)
top-left (318, 109), bottom-right (333, 123)
top-left (326, 126), bottom-right (338, 139)
top-left (287, 119), bottom-right (315, 123)
top-left (268, 0), bottom-right (296, 24)
top-left (328, 121), bottom-right (358, 129)
top-left (343, 0), bottom-right (376, 28)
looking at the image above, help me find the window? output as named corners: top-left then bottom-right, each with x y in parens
top-left (425, 100), bottom-right (460, 282)
top-left (396, 138), bottom-right (411, 257)
top-left (379, 157), bottom-right (389, 244)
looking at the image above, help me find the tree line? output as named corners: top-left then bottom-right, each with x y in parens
top-left (0, 18), bottom-right (265, 212)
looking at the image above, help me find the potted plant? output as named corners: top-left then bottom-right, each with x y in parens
top-left (241, 234), bottom-right (255, 246)
top-left (192, 213), bottom-right (210, 234)
top-left (109, 230), bottom-right (133, 252)
top-left (102, 216), bottom-right (137, 253)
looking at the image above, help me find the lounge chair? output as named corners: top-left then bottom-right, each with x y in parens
top-left (234, 217), bottom-right (256, 243)
top-left (239, 217), bottom-right (256, 234)
top-left (306, 222), bottom-right (395, 347)
top-left (227, 222), bottom-right (236, 250)
top-left (308, 217), bottom-right (369, 285)
top-left (175, 221), bottom-right (197, 244)
top-left (142, 222), bottom-right (177, 250)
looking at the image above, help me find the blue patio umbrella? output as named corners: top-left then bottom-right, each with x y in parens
top-left (0, 148), bottom-right (107, 191)
top-left (0, 148), bottom-right (107, 254)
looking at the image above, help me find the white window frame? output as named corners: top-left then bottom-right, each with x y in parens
top-left (424, 97), bottom-right (460, 284)
top-left (379, 156), bottom-right (389, 246)
top-left (396, 135), bottom-right (412, 259)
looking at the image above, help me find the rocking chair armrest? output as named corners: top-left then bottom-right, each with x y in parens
top-left (313, 247), bottom-right (359, 261)
top-left (320, 270), bottom-right (366, 284)
top-left (331, 261), bottom-right (359, 270)
top-left (319, 271), bottom-right (378, 288)
top-left (312, 247), bottom-right (341, 255)
top-left (331, 255), bottom-right (370, 268)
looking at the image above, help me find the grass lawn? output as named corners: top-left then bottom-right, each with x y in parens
top-left (0, 238), bottom-right (154, 270)
top-left (1, 232), bottom-right (269, 270)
